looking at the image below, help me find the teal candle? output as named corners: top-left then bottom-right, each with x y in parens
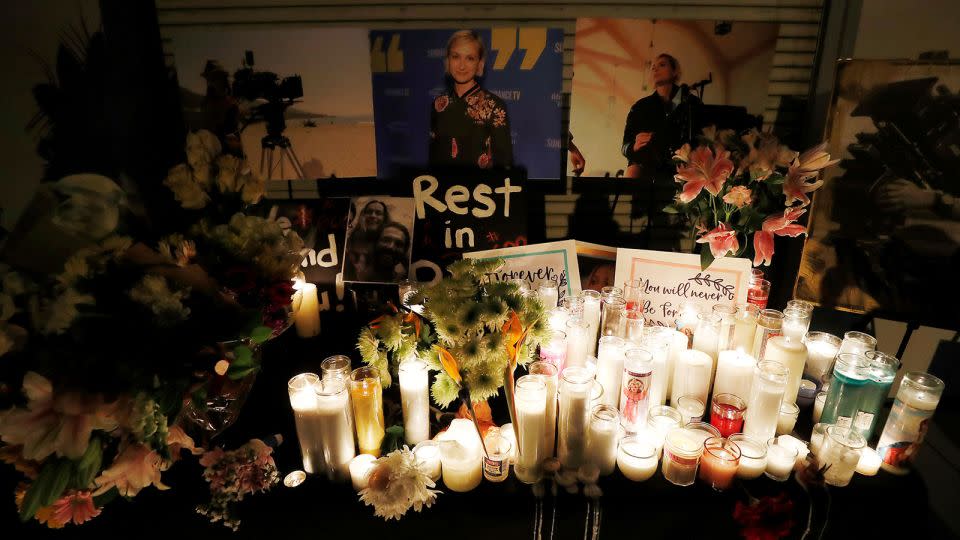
top-left (853, 351), bottom-right (900, 439)
top-left (820, 354), bottom-right (872, 428)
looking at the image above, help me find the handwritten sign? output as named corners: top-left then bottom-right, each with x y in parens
top-left (614, 249), bottom-right (751, 327)
top-left (410, 172), bottom-right (526, 285)
top-left (463, 240), bottom-right (581, 299)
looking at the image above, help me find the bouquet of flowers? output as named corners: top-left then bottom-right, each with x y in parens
top-left (665, 127), bottom-right (837, 269)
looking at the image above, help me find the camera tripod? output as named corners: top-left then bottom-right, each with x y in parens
top-left (259, 134), bottom-right (306, 181)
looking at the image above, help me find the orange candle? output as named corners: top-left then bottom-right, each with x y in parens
top-left (698, 437), bottom-right (741, 491)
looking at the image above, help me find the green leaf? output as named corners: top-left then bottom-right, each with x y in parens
top-left (227, 345), bottom-right (259, 380)
top-left (381, 425), bottom-right (405, 455)
top-left (249, 326), bottom-right (273, 345)
top-left (700, 248), bottom-right (715, 271)
top-left (74, 438), bottom-right (103, 489)
top-left (20, 459), bottom-right (73, 521)
top-left (662, 204), bottom-right (680, 214)
top-left (93, 487), bottom-right (118, 507)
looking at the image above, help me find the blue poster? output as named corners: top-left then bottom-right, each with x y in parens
top-left (370, 28), bottom-right (564, 179)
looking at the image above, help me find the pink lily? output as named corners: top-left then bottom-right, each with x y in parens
top-left (674, 146), bottom-right (734, 203)
top-left (753, 207), bottom-right (808, 266)
top-left (783, 167), bottom-right (824, 207)
top-left (696, 223), bottom-right (740, 258)
top-left (792, 142), bottom-right (839, 174)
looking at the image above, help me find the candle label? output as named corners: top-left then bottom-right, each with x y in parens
top-left (483, 456), bottom-right (508, 478)
top-left (621, 367), bottom-right (652, 427)
top-left (835, 415), bottom-right (852, 429)
top-left (877, 399), bottom-right (936, 470)
top-left (755, 329), bottom-right (781, 360)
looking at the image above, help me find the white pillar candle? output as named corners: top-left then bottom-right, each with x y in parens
top-left (763, 336), bottom-right (807, 404)
top-left (581, 290), bottom-right (602, 357)
top-left (617, 435), bottom-right (659, 481)
top-left (399, 359), bottom-right (430, 445)
top-left (514, 376), bottom-right (548, 483)
top-left (670, 349), bottom-right (713, 407)
top-left (413, 441), bottom-right (442, 482)
top-left (856, 447), bottom-right (882, 476)
top-left (596, 336), bottom-right (626, 408)
top-left (288, 374), bottom-right (355, 481)
top-left (803, 332), bottom-right (841, 382)
top-left (714, 350), bottom-right (756, 403)
top-left (294, 283), bottom-right (321, 338)
top-left (564, 319), bottom-right (590, 370)
top-left (743, 361), bottom-right (788, 442)
top-left (349, 454), bottom-right (377, 491)
top-left (436, 418), bottom-right (483, 492)
top-left (585, 405), bottom-right (620, 475)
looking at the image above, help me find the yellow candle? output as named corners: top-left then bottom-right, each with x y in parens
top-left (350, 367), bottom-right (385, 456)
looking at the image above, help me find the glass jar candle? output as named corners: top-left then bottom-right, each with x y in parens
top-left (437, 418), bottom-right (483, 492)
top-left (601, 285), bottom-right (623, 300)
top-left (539, 330), bottom-right (567, 369)
top-left (675, 395), bottom-right (705, 425)
top-left (810, 423), bottom-right (828, 456)
top-left (560, 295), bottom-right (584, 319)
top-left (665, 329), bottom-right (690, 403)
top-left (674, 301), bottom-right (703, 344)
top-left (785, 299), bottom-right (814, 315)
top-left (349, 454), bottom-right (377, 491)
top-left (482, 428), bottom-right (512, 483)
top-left (662, 428), bottom-right (706, 486)
top-left (743, 360), bottom-right (788, 441)
top-left (821, 426), bottom-right (866, 487)
top-left (856, 447), bottom-right (882, 476)
top-left (820, 353), bottom-right (872, 427)
top-left (751, 309), bottom-right (784, 360)
top-left (838, 331), bottom-right (877, 357)
top-left (746, 278), bottom-right (771, 309)
top-left (547, 308), bottom-right (570, 333)
top-left (514, 375), bottom-right (548, 483)
top-left (538, 282), bottom-right (560, 309)
top-left (731, 303), bottom-right (759, 353)
top-left (813, 392), bottom-right (827, 423)
top-left (617, 435), bottom-right (659, 481)
top-left (558, 366), bottom-right (594, 469)
top-left (288, 373), bottom-right (355, 480)
top-left (619, 348), bottom-right (653, 432)
top-left (399, 358), bottom-right (430, 445)
top-left (671, 349), bottom-right (713, 407)
top-left (596, 336), bottom-right (626, 409)
top-left (585, 405), bottom-right (620, 476)
top-left (625, 307), bottom-right (645, 344)
top-left (321, 355), bottom-right (352, 382)
top-left (855, 351), bottom-right (900, 440)
top-left (564, 319), bottom-right (590, 370)
top-left (685, 421), bottom-right (721, 448)
top-left (600, 297), bottom-right (627, 339)
top-left (528, 360), bottom-right (559, 458)
top-left (692, 312), bottom-right (722, 366)
top-left (350, 366), bottom-right (386, 456)
top-left (647, 405), bottom-right (684, 451)
top-left (623, 279), bottom-right (642, 310)
top-left (714, 349), bottom-right (756, 403)
top-left (710, 393), bottom-right (746, 437)
top-left (776, 402), bottom-right (799, 435)
top-left (580, 290), bottom-right (602, 356)
top-left (412, 440), bottom-right (442, 482)
top-left (730, 434), bottom-right (767, 479)
top-left (763, 335), bottom-right (808, 405)
top-left (877, 371), bottom-right (945, 474)
top-left (712, 304), bottom-right (738, 352)
top-left (764, 437), bottom-right (799, 481)
top-left (638, 331), bottom-right (670, 407)
top-left (802, 331), bottom-right (841, 382)
top-left (781, 306), bottom-right (812, 342)
top-left (699, 437), bottom-right (741, 491)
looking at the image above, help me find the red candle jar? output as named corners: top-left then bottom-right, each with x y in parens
top-left (710, 393), bottom-right (747, 438)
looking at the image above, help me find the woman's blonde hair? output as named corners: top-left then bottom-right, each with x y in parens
top-left (445, 30), bottom-right (486, 77)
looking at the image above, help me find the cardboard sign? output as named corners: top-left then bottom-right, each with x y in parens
top-left (576, 241), bottom-right (618, 291)
top-left (614, 249), bottom-right (751, 327)
top-left (410, 173), bottom-right (526, 285)
top-left (463, 240), bottom-right (580, 300)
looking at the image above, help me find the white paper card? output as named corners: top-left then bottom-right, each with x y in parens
top-left (463, 240), bottom-right (581, 300)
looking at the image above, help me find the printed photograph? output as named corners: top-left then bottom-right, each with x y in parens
top-left (343, 196), bottom-right (416, 283)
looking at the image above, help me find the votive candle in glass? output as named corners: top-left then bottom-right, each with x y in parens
top-left (699, 437), bottom-right (741, 491)
top-left (413, 440), bottom-right (442, 482)
top-left (619, 349), bottom-right (653, 432)
top-left (581, 290), bottom-right (602, 356)
top-left (785, 299), bottom-right (814, 315)
top-left (676, 395), bottom-right (705, 425)
top-left (855, 351), bottom-right (900, 440)
top-left (763, 335), bottom-right (808, 404)
top-left (539, 330), bottom-right (567, 368)
top-left (350, 366), bottom-right (385, 456)
top-left (514, 375), bottom-right (548, 483)
top-left (671, 349), bottom-right (713, 407)
top-left (743, 360), bottom-right (788, 441)
top-left (821, 425), bottom-right (866, 487)
top-left (820, 353), bottom-right (872, 428)
top-left (558, 366), bottom-right (594, 469)
top-left (856, 447), bottom-right (882, 476)
top-left (528, 360), bottom-right (559, 458)
top-left (547, 308), bottom-right (570, 333)
top-left (288, 373), bottom-right (355, 480)
top-left (730, 434), bottom-right (767, 479)
top-left (802, 331), bottom-right (841, 382)
top-left (746, 279), bottom-right (771, 310)
top-left (813, 392), bottom-right (826, 423)
top-left (596, 336), bottom-right (626, 408)
top-left (585, 405), bottom-right (620, 475)
top-left (776, 401), bottom-right (799, 435)
top-left (712, 304), bottom-right (738, 352)
top-left (662, 428), bottom-right (706, 486)
top-left (714, 349), bottom-right (756, 402)
top-left (877, 371), bottom-right (945, 474)
top-left (617, 435), bottom-right (659, 481)
top-left (565, 318), bottom-right (590, 370)
top-left (731, 303), bottom-right (759, 353)
top-left (781, 306), bottom-right (812, 342)
top-left (751, 309), bottom-right (784, 360)
top-left (839, 331), bottom-right (877, 357)
top-left (640, 330), bottom-right (670, 407)
top-left (600, 297), bottom-right (627, 339)
top-left (764, 437), bottom-right (798, 481)
top-left (538, 282), bottom-right (560, 309)
top-left (482, 428), bottom-right (512, 483)
top-left (349, 454), bottom-right (377, 491)
top-left (320, 354), bottom-right (356, 438)
top-left (437, 418), bottom-right (483, 492)
top-left (399, 358), bottom-right (430, 445)
top-left (710, 393), bottom-right (746, 437)
top-left (646, 405), bottom-right (684, 451)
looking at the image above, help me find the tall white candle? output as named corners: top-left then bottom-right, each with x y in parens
top-left (596, 336), bottom-right (626, 408)
top-left (743, 361), bottom-right (788, 441)
top-left (714, 350), bottom-right (756, 402)
top-left (528, 361), bottom-right (559, 458)
top-left (671, 349), bottom-right (713, 407)
top-left (731, 304), bottom-right (759, 353)
top-left (584, 405), bottom-right (620, 475)
top-left (294, 283), bottom-right (321, 338)
top-left (619, 349), bottom-right (653, 432)
top-left (565, 319), bottom-right (590, 370)
top-left (581, 290), bottom-right (602, 357)
top-left (515, 376), bottom-right (548, 483)
top-left (640, 332), bottom-right (670, 407)
top-left (288, 374), bottom-right (355, 481)
top-left (399, 359), bottom-right (430, 445)
top-left (665, 329), bottom-right (689, 402)
top-left (558, 367), bottom-right (593, 469)
top-left (763, 336), bottom-right (807, 404)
